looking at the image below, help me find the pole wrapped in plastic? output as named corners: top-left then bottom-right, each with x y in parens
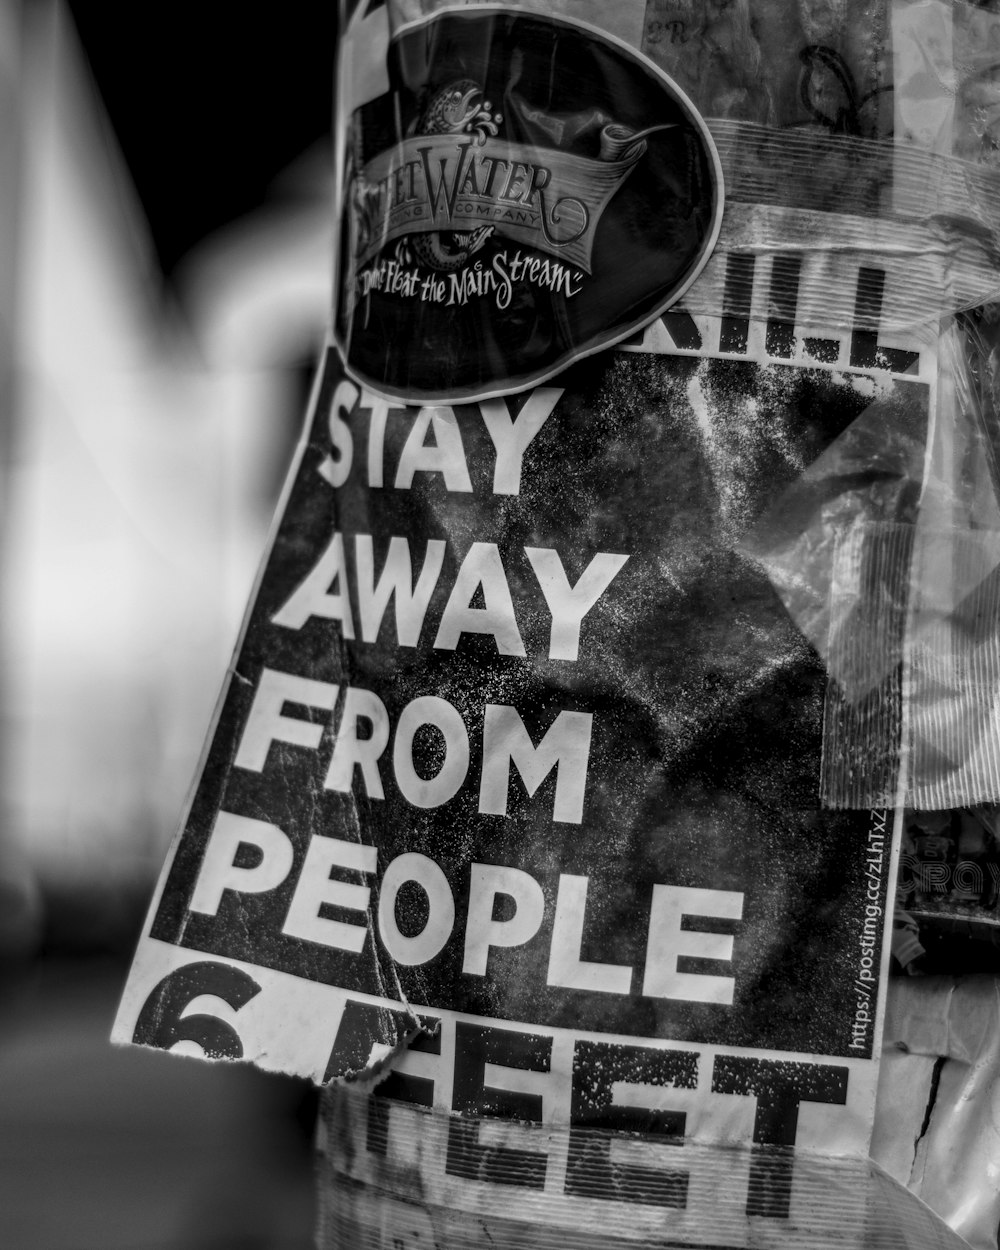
top-left (114, 2), bottom-right (1000, 1247)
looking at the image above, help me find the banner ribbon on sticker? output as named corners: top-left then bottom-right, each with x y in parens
top-left (351, 128), bottom-right (651, 276)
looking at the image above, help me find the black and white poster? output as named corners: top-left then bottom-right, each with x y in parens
top-left (115, 0), bottom-right (924, 1186)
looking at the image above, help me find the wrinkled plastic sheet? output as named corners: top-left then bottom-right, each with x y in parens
top-left (318, 1083), bottom-right (971, 1250)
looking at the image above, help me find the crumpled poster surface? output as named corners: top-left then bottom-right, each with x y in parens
top-left (688, 0), bottom-right (1000, 813)
top-left (117, 338), bottom-right (895, 1106)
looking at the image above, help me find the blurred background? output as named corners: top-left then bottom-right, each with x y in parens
top-left (0, 2), bottom-right (338, 1245)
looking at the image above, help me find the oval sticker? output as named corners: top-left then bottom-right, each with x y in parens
top-left (335, 8), bottom-right (724, 404)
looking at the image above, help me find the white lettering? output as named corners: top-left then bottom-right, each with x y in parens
top-left (643, 886), bottom-right (744, 1005)
top-left (325, 687), bottom-right (390, 798)
top-left (317, 380), bottom-right (358, 488)
top-left (355, 534), bottom-right (444, 646)
top-left (395, 407), bottom-right (472, 492)
top-left (525, 548), bottom-right (629, 661)
top-left (367, 396), bottom-right (392, 488)
top-left (271, 531), bottom-right (355, 636)
top-left (546, 874), bottom-right (632, 994)
top-left (463, 863), bottom-right (546, 975)
top-left (479, 705), bottom-right (592, 824)
top-left (283, 835), bottom-right (377, 953)
top-left (478, 387), bottom-right (561, 494)
top-left (434, 543), bottom-right (525, 655)
top-left (234, 668), bottom-right (338, 771)
top-left (189, 810), bottom-right (294, 915)
top-left (378, 852), bottom-right (455, 965)
top-left (393, 696), bottom-right (470, 808)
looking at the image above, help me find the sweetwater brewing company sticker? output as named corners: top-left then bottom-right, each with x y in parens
top-left (334, 7), bottom-right (723, 403)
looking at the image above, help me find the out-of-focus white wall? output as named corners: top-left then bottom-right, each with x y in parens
top-left (3, 0), bottom-right (330, 940)
top-left (0, 0), bottom-right (33, 955)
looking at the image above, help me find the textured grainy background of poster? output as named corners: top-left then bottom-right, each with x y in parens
top-left (131, 341), bottom-right (908, 1066)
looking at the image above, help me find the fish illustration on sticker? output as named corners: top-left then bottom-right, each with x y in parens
top-left (335, 8), bottom-right (724, 404)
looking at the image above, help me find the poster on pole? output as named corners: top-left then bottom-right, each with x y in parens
top-left (114, 4), bottom-right (925, 1236)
